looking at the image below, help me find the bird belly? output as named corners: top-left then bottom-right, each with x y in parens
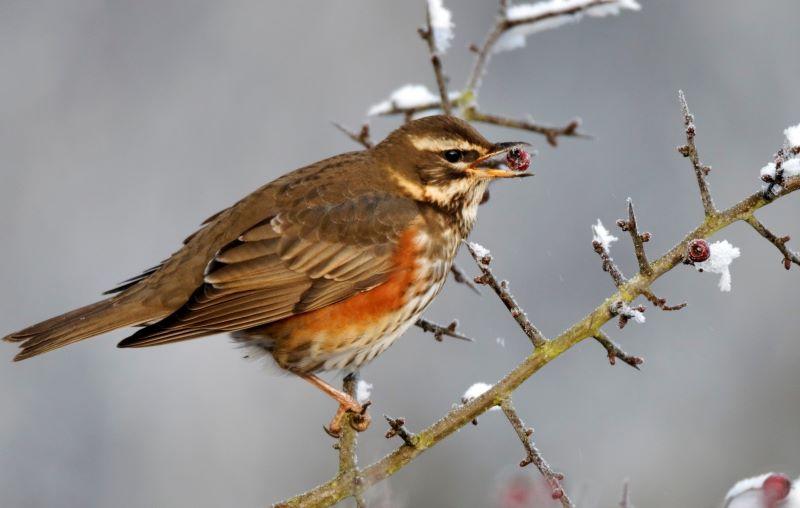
top-left (237, 234), bottom-right (452, 373)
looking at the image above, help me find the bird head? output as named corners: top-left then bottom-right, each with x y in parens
top-left (374, 115), bottom-right (530, 215)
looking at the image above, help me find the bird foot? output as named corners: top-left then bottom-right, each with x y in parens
top-left (324, 399), bottom-right (372, 438)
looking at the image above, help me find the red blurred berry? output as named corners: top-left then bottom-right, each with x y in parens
top-left (763, 473), bottom-right (792, 503)
top-left (687, 238), bottom-right (711, 263)
top-left (506, 147), bottom-right (531, 172)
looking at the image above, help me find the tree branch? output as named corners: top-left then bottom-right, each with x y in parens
top-left (499, 398), bottom-right (574, 507)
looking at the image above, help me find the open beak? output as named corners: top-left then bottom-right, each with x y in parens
top-left (466, 141), bottom-right (533, 179)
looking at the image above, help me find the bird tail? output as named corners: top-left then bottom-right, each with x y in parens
top-left (3, 297), bottom-right (158, 361)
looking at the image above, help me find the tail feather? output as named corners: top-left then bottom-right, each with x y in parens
top-left (4, 298), bottom-right (162, 361)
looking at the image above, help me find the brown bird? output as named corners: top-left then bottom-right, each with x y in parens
top-left (3, 115), bottom-right (529, 435)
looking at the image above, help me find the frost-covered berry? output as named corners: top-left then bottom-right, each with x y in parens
top-left (506, 147), bottom-right (531, 172)
top-left (687, 239), bottom-right (711, 263)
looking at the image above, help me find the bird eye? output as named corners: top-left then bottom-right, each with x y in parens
top-left (442, 150), bottom-right (463, 163)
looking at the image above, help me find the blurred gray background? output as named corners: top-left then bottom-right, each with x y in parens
top-left (1, 1), bottom-right (799, 507)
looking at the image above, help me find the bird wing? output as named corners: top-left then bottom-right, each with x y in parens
top-left (117, 193), bottom-right (420, 347)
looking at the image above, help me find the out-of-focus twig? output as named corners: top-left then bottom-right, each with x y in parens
top-left (499, 398), bottom-right (573, 508)
top-left (464, 107), bottom-right (587, 147)
top-left (419, 4), bottom-right (452, 115)
top-left (332, 122), bottom-right (373, 149)
top-left (415, 318), bottom-right (475, 342)
top-left (450, 263), bottom-right (481, 294)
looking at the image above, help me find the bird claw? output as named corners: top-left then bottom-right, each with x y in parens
top-left (324, 400), bottom-right (372, 438)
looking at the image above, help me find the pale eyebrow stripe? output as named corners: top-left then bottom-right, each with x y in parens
top-left (408, 136), bottom-right (484, 153)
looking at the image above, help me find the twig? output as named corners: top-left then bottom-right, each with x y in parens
top-left (619, 479), bottom-right (634, 508)
top-left (464, 242), bottom-right (548, 348)
top-left (641, 290), bottom-right (687, 311)
top-left (499, 398), bottom-right (573, 508)
top-left (384, 416), bottom-right (418, 447)
top-left (464, 107), bottom-right (587, 147)
top-left (592, 239), bottom-right (626, 287)
top-left (678, 91), bottom-right (717, 216)
top-left (593, 330), bottom-right (643, 369)
top-left (419, 5), bottom-right (451, 115)
top-left (332, 122), bottom-right (373, 149)
top-left (415, 318), bottom-right (475, 342)
top-left (617, 198), bottom-right (653, 276)
top-left (745, 215), bottom-right (800, 269)
top-left (337, 373), bottom-right (366, 508)
top-left (450, 263), bottom-right (481, 294)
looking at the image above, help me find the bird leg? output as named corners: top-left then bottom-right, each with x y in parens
top-left (301, 373), bottom-right (372, 437)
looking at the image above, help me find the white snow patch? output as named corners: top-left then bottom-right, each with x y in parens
top-left (427, 0), bottom-right (454, 54)
top-left (367, 84), bottom-right (440, 116)
top-left (356, 379), bottom-right (372, 404)
top-left (468, 241), bottom-right (491, 259)
top-left (592, 219), bottom-right (618, 252)
top-left (461, 382), bottom-right (500, 411)
top-left (694, 240), bottom-right (741, 292)
top-left (785, 123), bottom-right (800, 147)
top-left (495, 0), bottom-right (641, 53)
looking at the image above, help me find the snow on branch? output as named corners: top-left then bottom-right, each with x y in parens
top-left (495, 0), bottom-right (641, 53)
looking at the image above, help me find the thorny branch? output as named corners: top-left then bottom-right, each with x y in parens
top-left (384, 416), bottom-right (418, 447)
top-left (593, 330), bottom-right (643, 369)
top-left (745, 216), bottom-right (800, 269)
top-left (277, 89), bottom-right (800, 506)
top-left (618, 199), bottom-right (653, 276)
top-left (464, 107), bottom-right (586, 147)
top-left (678, 90), bottom-right (717, 217)
top-left (499, 398), bottom-right (574, 508)
top-left (465, 242), bottom-right (548, 348)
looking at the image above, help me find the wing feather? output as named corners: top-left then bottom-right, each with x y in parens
top-left (119, 194), bottom-right (420, 347)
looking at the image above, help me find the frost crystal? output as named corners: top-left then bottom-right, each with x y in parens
top-left (356, 379), bottom-right (372, 404)
top-left (785, 123), bottom-right (800, 148)
top-left (694, 240), bottom-right (741, 292)
top-left (367, 84), bottom-right (439, 116)
top-left (468, 241), bottom-right (491, 259)
top-left (427, 0), bottom-right (454, 54)
top-left (495, 0), bottom-right (641, 53)
top-left (618, 302), bottom-right (646, 324)
top-left (592, 219), bottom-right (618, 252)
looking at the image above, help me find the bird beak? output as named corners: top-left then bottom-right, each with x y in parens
top-left (466, 141), bottom-right (533, 179)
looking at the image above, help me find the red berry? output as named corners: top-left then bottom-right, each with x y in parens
top-left (687, 239), bottom-right (711, 263)
top-left (763, 473), bottom-right (791, 502)
top-left (506, 147), bottom-right (531, 172)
